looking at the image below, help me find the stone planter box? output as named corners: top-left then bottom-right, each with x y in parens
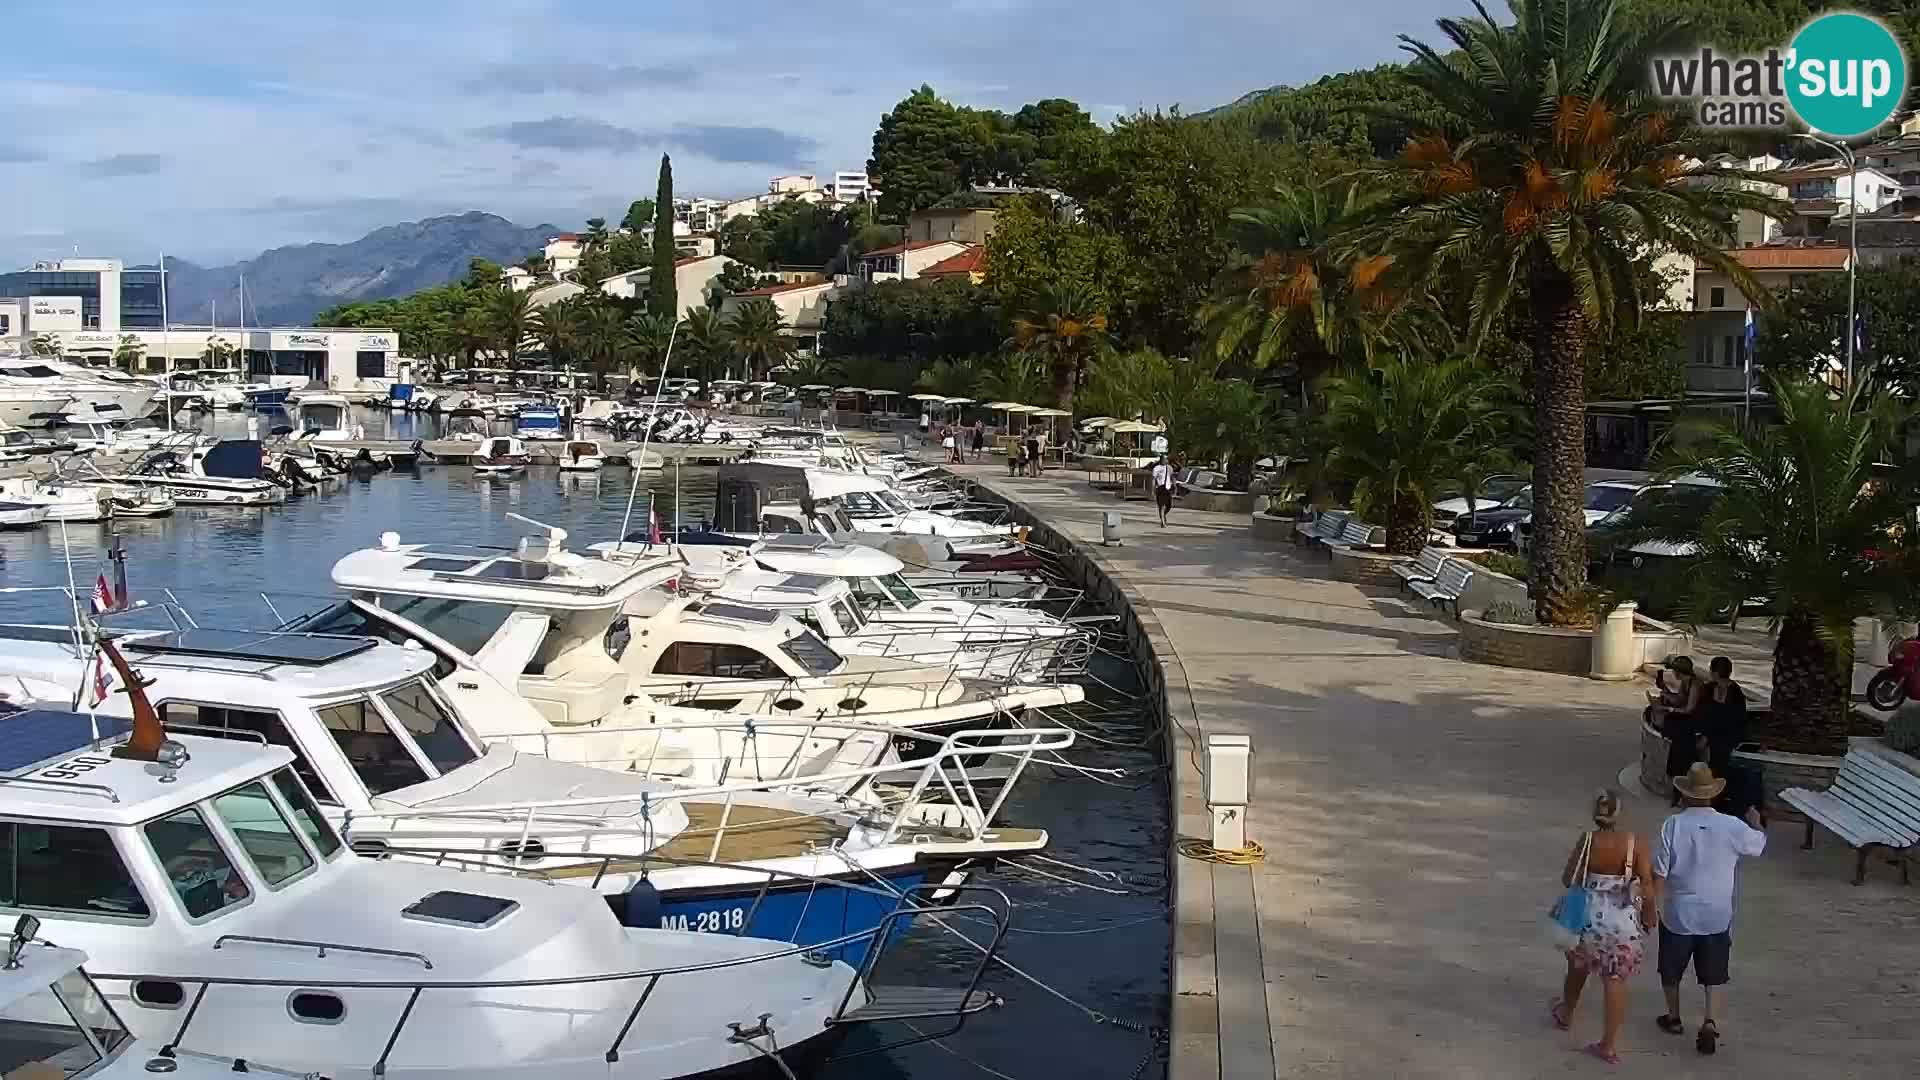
top-left (1328, 546), bottom-right (1409, 588)
top-left (1457, 609), bottom-right (1593, 676)
top-left (1181, 489), bottom-right (1255, 514)
top-left (1638, 719), bottom-right (1671, 797)
top-left (1456, 566), bottom-right (1530, 616)
top-left (1249, 512), bottom-right (1295, 542)
top-left (1639, 718), bottom-right (1853, 821)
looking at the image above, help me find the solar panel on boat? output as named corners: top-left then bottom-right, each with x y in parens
top-left (470, 560), bottom-right (551, 583)
top-left (122, 628), bottom-right (376, 665)
top-left (759, 535), bottom-right (832, 551)
top-left (697, 602), bottom-right (782, 625)
top-left (406, 557), bottom-right (481, 573)
top-left (0, 710), bottom-right (132, 774)
top-left (415, 545), bottom-right (510, 559)
top-left (775, 573), bottom-right (835, 591)
top-left (0, 624), bottom-right (86, 644)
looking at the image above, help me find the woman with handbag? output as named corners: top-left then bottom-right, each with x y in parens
top-left (1549, 790), bottom-right (1658, 1065)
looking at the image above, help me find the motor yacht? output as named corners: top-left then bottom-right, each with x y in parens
top-left (0, 501), bottom-right (47, 529)
top-left (288, 392), bottom-right (360, 442)
top-left (712, 464), bottom-right (1015, 541)
top-left (0, 361), bottom-right (154, 421)
top-left (54, 411), bottom-right (188, 455)
top-left (102, 440), bottom-right (287, 506)
top-left (158, 370), bottom-right (247, 412)
top-left (0, 390), bottom-right (71, 430)
top-left (0, 707), bottom-right (1004, 1079)
top-left (0, 474), bottom-right (112, 522)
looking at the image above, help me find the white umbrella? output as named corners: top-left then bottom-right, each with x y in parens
top-left (1079, 416), bottom-right (1119, 429)
top-left (943, 396), bottom-right (976, 405)
top-left (800, 384), bottom-right (831, 391)
top-left (1109, 420), bottom-right (1164, 433)
top-left (907, 392), bottom-right (946, 402)
top-left (984, 401), bottom-right (1025, 411)
top-left (834, 386), bottom-right (869, 394)
top-left (867, 388), bottom-right (899, 396)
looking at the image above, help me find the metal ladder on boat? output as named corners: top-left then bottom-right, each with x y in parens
top-left (823, 882), bottom-right (1010, 1061)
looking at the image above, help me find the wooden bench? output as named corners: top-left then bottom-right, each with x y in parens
top-left (1392, 546), bottom-right (1450, 593)
top-left (1779, 747), bottom-right (1920, 885)
top-left (1409, 559), bottom-right (1474, 616)
top-left (1295, 509), bottom-right (1350, 548)
top-left (1323, 519), bottom-right (1379, 552)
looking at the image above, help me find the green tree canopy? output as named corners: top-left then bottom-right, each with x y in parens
top-left (820, 278), bottom-right (1002, 362)
top-left (1757, 262), bottom-right (1920, 396)
top-left (620, 198), bottom-right (656, 234)
top-left (650, 154), bottom-right (678, 317)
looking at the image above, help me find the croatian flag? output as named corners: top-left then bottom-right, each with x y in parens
top-left (648, 506), bottom-right (664, 546)
top-left (88, 648), bottom-right (114, 707)
top-left (89, 573), bottom-right (116, 615)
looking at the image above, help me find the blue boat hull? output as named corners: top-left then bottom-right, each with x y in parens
top-left (612, 862), bottom-right (961, 967)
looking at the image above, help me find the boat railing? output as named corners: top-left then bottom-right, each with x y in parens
top-left (212, 934), bottom-right (434, 969)
top-left (349, 726), bottom-right (1071, 849)
top-left (84, 884), bottom-right (1011, 1074)
top-left (844, 621), bottom-right (1093, 679)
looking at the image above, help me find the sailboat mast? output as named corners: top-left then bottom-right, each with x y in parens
top-left (159, 252), bottom-right (172, 432)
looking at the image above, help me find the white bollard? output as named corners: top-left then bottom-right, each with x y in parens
top-left (1101, 510), bottom-right (1122, 547)
top-left (1205, 733), bottom-right (1252, 852)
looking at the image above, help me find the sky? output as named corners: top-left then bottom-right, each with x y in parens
top-left (0, 0), bottom-right (1443, 265)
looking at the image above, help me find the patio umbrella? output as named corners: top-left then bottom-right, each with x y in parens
top-left (800, 384), bottom-right (831, 391)
top-left (907, 392), bottom-right (947, 401)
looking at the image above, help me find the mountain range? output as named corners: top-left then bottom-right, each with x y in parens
top-left (154, 211), bottom-right (558, 328)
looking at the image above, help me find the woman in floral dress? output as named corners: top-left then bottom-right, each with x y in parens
top-left (1550, 790), bottom-right (1656, 1064)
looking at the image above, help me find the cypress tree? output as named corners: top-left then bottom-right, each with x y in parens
top-left (649, 154), bottom-right (677, 319)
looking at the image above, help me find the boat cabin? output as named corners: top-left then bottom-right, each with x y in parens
top-left (290, 394), bottom-right (354, 441)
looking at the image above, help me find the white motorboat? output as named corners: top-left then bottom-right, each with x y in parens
top-left (0, 705), bottom-right (1004, 1079)
top-left (0, 475), bottom-right (111, 522)
top-left (557, 438), bottom-right (606, 471)
top-left (0, 501), bottom-right (47, 528)
top-left (712, 464), bottom-right (1015, 541)
top-left (0, 390), bottom-right (71, 429)
top-left (55, 411), bottom-right (188, 455)
top-left (0, 360), bottom-right (154, 420)
top-left (159, 369), bottom-right (247, 411)
top-left (288, 392), bottom-right (360, 442)
top-left (515, 405), bottom-right (565, 441)
top-left (102, 439), bottom-right (287, 506)
top-left (471, 435), bottom-right (527, 475)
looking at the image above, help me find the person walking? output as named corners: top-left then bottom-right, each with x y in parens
top-left (1150, 454), bottom-right (1174, 527)
top-left (1549, 791), bottom-right (1654, 1066)
top-left (971, 419), bottom-right (985, 462)
top-left (1653, 763), bottom-right (1767, 1055)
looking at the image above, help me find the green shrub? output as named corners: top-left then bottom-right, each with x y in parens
top-left (1482, 600), bottom-right (1537, 626)
top-left (1890, 707), bottom-right (1920, 755)
top-left (1478, 552), bottom-right (1530, 580)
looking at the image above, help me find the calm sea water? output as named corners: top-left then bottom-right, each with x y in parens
top-left (0, 407), bottom-right (1171, 1079)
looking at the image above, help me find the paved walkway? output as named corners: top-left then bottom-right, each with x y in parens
top-left (953, 465), bottom-right (1920, 1080)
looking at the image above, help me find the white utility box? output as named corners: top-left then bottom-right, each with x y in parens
top-left (1101, 510), bottom-right (1122, 546)
top-left (1205, 733), bottom-right (1253, 851)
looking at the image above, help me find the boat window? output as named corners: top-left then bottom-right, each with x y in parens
top-left (157, 700), bottom-right (336, 803)
top-left (271, 768), bottom-right (342, 858)
top-left (778, 630), bottom-right (843, 675)
top-left (143, 808), bottom-right (251, 919)
top-left (287, 991), bottom-right (346, 1024)
top-left (0, 979), bottom-right (115, 1077)
top-left (377, 682), bottom-right (478, 774)
top-left (651, 642), bottom-right (782, 679)
top-left (210, 781), bottom-right (317, 887)
top-left (0, 822), bottom-right (150, 920)
top-left (824, 508), bottom-right (856, 535)
top-left (839, 491), bottom-right (880, 516)
top-left (761, 514), bottom-right (805, 535)
top-left (878, 491), bottom-right (913, 514)
top-left (875, 573), bottom-right (919, 605)
top-left (54, 970), bottom-right (130, 1058)
top-left (316, 700), bottom-right (430, 794)
top-left (385, 596), bottom-right (518, 658)
top-left (830, 596), bottom-right (867, 633)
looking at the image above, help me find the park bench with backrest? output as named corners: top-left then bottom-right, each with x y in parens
top-left (1323, 520), bottom-right (1380, 553)
top-left (1296, 509), bottom-right (1351, 547)
top-left (1410, 559), bottom-right (1475, 616)
top-left (1393, 546), bottom-right (1451, 593)
top-left (1778, 747), bottom-right (1920, 885)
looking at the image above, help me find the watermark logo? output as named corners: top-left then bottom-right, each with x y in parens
top-left (1649, 11), bottom-right (1908, 139)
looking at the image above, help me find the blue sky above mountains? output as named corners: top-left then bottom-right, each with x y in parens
top-left (0, 0), bottom-right (1435, 262)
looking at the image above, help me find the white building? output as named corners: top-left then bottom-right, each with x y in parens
top-left (857, 240), bottom-right (971, 283)
top-left (832, 171), bottom-right (872, 203)
top-left (543, 234), bottom-right (586, 277)
top-left (674, 198), bottom-right (727, 234)
top-left (769, 174), bottom-right (817, 195)
top-left (717, 280), bottom-right (844, 354)
top-left (601, 254), bottom-right (737, 317)
top-left (1774, 162), bottom-right (1904, 238)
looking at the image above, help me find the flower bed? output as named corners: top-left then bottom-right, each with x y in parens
top-left (1327, 545), bottom-right (1407, 587)
top-left (1182, 489), bottom-right (1255, 514)
top-left (1248, 511), bottom-right (1295, 542)
top-left (1457, 608), bottom-right (1592, 675)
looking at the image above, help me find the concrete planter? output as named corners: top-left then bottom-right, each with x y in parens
top-left (1457, 609), bottom-right (1593, 676)
top-left (1456, 566), bottom-right (1530, 615)
top-left (1248, 512), bottom-right (1295, 542)
top-left (1328, 546), bottom-right (1410, 588)
top-left (1181, 489), bottom-right (1255, 514)
top-left (1730, 745), bottom-right (1844, 822)
top-left (1639, 720), bottom-right (1672, 796)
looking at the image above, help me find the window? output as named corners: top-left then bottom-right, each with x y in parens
top-left (210, 781), bottom-right (317, 887)
top-left (830, 596), bottom-right (867, 633)
top-left (287, 991), bottom-right (346, 1024)
top-left (355, 351), bottom-right (387, 378)
top-left (1708, 286), bottom-right (1725, 308)
top-left (779, 630), bottom-right (843, 675)
top-left (875, 573), bottom-right (919, 606)
top-left (143, 808), bottom-right (250, 919)
top-left (131, 980), bottom-right (185, 1009)
top-left (761, 514), bottom-right (805, 535)
top-left (158, 701), bottom-right (334, 803)
top-left (271, 768), bottom-right (342, 858)
top-left (284, 601), bottom-right (456, 679)
top-left (0, 822), bottom-right (150, 919)
top-left (0, 314), bottom-right (8, 334)
top-left (651, 642), bottom-right (782, 679)
top-left (1582, 485), bottom-right (1639, 512)
top-left (1722, 335), bottom-right (1738, 368)
top-left (378, 682), bottom-right (478, 775)
top-left (317, 700), bottom-right (429, 795)
top-left (0, 971), bottom-right (133, 1077)
top-left (384, 596), bottom-right (518, 657)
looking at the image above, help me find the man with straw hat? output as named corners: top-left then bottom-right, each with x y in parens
top-left (1652, 763), bottom-right (1767, 1056)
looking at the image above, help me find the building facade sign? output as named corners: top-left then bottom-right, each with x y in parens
top-left (28, 296), bottom-right (83, 331)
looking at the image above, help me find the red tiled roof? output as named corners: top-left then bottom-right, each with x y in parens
top-left (859, 239), bottom-right (953, 259)
top-left (1728, 247), bottom-right (1851, 270)
top-left (919, 245), bottom-right (986, 277)
top-left (549, 233), bottom-right (583, 242)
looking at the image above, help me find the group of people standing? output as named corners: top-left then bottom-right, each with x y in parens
top-left (1550, 654), bottom-right (1764, 1065)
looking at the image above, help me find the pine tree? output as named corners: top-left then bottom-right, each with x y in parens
top-left (649, 154), bottom-right (677, 318)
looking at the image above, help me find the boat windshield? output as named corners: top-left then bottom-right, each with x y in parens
top-left (380, 680), bottom-right (477, 773)
top-left (209, 780), bottom-right (317, 887)
top-left (144, 806), bottom-right (252, 919)
top-left (270, 767), bottom-right (343, 857)
top-left (301, 404), bottom-right (347, 429)
top-left (5, 970), bottom-right (132, 1075)
top-left (830, 595), bottom-right (867, 633)
top-left (877, 490), bottom-right (913, 514)
top-left (383, 595), bottom-right (518, 657)
top-left (778, 629), bottom-right (843, 674)
top-left (875, 573), bottom-right (920, 605)
top-left (316, 689), bottom-right (479, 796)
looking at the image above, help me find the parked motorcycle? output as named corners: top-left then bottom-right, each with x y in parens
top-left (1865, 637), bottom-right (1920, 710)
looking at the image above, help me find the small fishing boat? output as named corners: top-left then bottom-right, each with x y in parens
top-left (557, 437), bottom-right (606, 471)
top-left (0, 474), bottom-right (113, 523)
top-left (471, 435), bottom-right (527, 475)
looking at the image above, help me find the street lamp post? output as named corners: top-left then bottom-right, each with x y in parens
top-left (1794, 133), bottom-right (1859, 387)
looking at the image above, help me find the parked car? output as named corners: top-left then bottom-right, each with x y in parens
top-left (1432, 474), bottom-right (1529, 533)
top-left (1451, 485), bottom-right (1533, 549)
top-left (1588, 476), bottom-right (1724, 569)
top-left (1514, 481), bottom-right (1647, 555)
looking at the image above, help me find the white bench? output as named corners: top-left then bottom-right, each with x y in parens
top-left (1410, 559), bottom-right (1474, 616)
top-left (1779, 747), bottom-right (1920, 885)
top-left (1393, 546), bottom-right (1450, 593)
top-left (1323, 519), bottom-right (1379, 552)
top-left (1297, 510), bottom-right (1350, 547)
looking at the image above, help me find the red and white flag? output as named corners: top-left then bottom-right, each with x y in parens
top-left (648, 507), bottom-right (664, 546)
top-left (89, 573), bottom-right (116, 615)
top-left (89, 648), bottom-right (114, 707)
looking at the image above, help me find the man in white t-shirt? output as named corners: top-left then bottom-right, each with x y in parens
top-left (1653, 763), bottom-right (1767, 1056)
top-left (1150, 455), bottom-right (1174, 527)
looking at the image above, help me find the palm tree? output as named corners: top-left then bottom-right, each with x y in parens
top-left (111, 335), bottom-right (145, 374)
top-left (776, 354), bottom-right (841, 389)
top-left (455, 309), bottom-right (493, 370)
top-left (623, 312), bottom-right (678, 382)
top-left (28, 334), bottom-right (58, 359)
top-left (1320, 357), bottom-right (1509, 555)
top-left (1008, 281), bottom-right (1109, 411)
top-left (1356, 0), bottom-right (1788, 622)
top-left (577, 303), bottom-right (628, 391)
top-left (584, 217), bottom-right (610, 248)
top-left (971, 353), bottom-right (1049, 406)
top-left (676, 308), bottom-right (731, 392)
top-left (486, 287), bottom-right (536, 373)
top-left (1200, 180), bottom-right (1417, 385)
top-left (531, 296), bottom-right (586, 371)
top-left (1635, 378), bottom-right (1920, 755)
top-left (724, 298), bottom-right (794, 381)
top-left (913, 358), bottom-right (980, 399)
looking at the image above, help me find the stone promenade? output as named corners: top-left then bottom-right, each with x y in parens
top-left (954, 464), bottom-right (1920, 1080)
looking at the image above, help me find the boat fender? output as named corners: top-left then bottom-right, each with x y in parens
top-left (622, 879), bottom-right (663, 928)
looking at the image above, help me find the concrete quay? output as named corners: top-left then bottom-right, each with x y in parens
top-left (953, 464), bottom-right (1920, 1080)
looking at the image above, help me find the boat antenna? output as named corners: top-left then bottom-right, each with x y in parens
top-left (617, 318), bottom-right (677, 556)
top-left (54, 520), bottom-right (94, 735)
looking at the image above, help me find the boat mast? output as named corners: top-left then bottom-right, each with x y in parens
top-left (159, 251), bottom-right (171, 433)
